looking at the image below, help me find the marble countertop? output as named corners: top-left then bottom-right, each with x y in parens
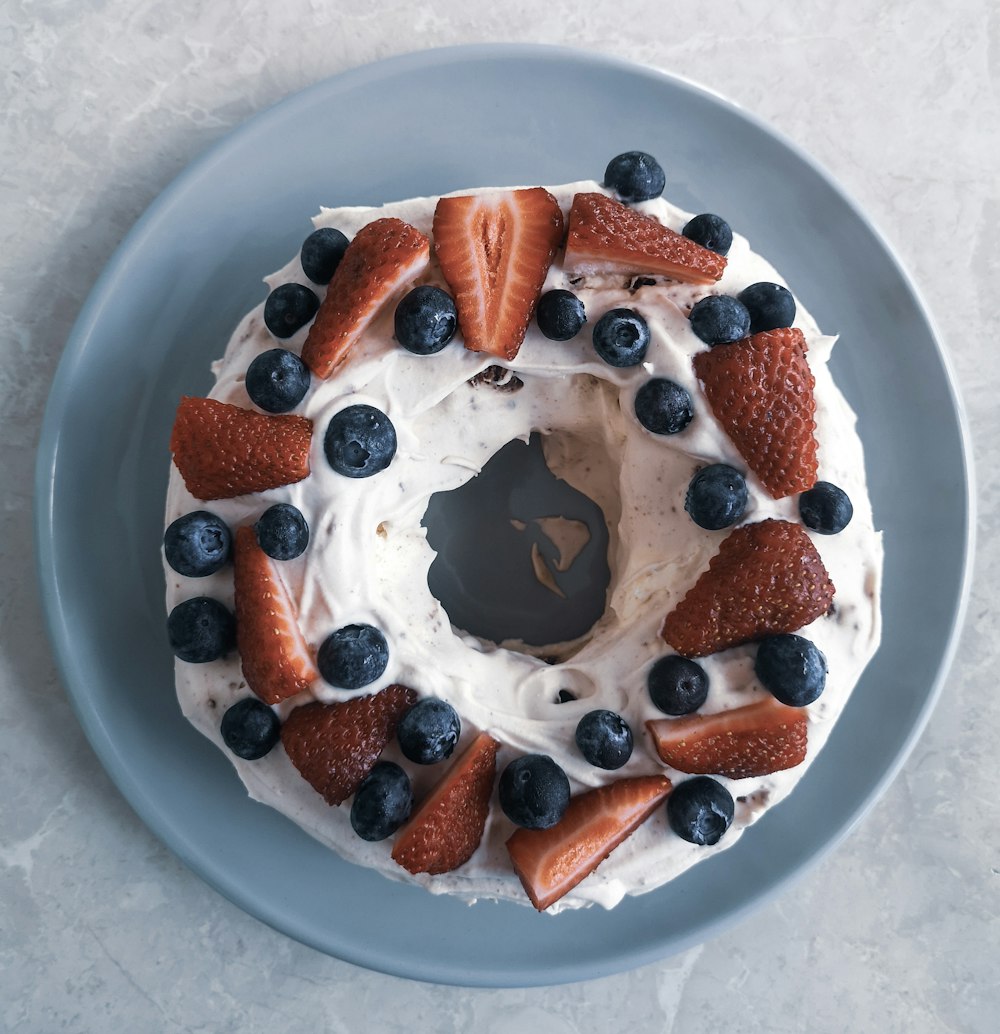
top-left (3, 1), bottom-right (997, 1030)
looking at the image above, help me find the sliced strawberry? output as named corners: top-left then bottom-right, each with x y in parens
top-left (281, 684), bottom-right (417, 806)
top-left (661, 519), bottom-right (835, 657)
top-left (647, 697), bottom-right (808, 779)
top-left (693, 327), bottom-right (818, 498)
top-left (506, 775), bottom-right (672, 911)
top-left (433, 187), bottom-right (564, 360)
top-left (563, 192), bottom-right (725, 284)
top-left (170, 396), bottom-right (312, 501)
top-left (391, 731), bottom-right (499, 875)
top-left (301, 217), bottom-right (430, 378)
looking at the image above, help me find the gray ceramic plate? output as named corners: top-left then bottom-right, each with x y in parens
top-left (35, 44), bottom-right (973, 986)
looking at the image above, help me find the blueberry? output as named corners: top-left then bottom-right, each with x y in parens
top-left (499, 754), bottom-right (570, 829)
top-left (667, 776), bottom-right (734, 846)
top-left (634, 378), bottom-right (694, 435)
top-left (220, 698), bottom-right (281, 760)
top-left (682, 214), bottom-right (733, 256)
top-left (317, 623), bottom-right (389, 690)
top-left (689, 295), bottom-right (751, 346)
top-left (163, 510), bottom-right (232, 577)
top-left (755, 634), bottom-right (827, 707)
top-left (394, 285), bottom-right (458, 355)
top-left (799, 481), bottom-right (854, 535)
top-left (604, 151), bottom-right (666, 203)
top-left (254, 503), bottom-right (309, 560)
top-left (396, 697), bottom-right (461, 764)
top-left (300, 227), bottom-right (350, 285)
top-left (738, 282), bottom-right (796, 334)
top-left (350, 761), bottom-right (413, 841)
top-left (575, 710), bottom-right (633, 770)
top-left (593, 308), bottom-right (650, 367)
top-left (245, 348), bottom-right (311, 413)
top-left (536, 289), bottom-right (587, 341)
top-left (647, 655), bottom-right (709, 716)
top-left (324, 404), bottom-right (397, 478)
top-left (263, 283), bottom-right (320, 339)
top-left (167, 597), bottom-right (235, 663)
top-left (685, 464), bottom-right (748, 530)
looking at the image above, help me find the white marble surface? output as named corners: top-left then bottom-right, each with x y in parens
top-left (3, 0), bottom-right (998, 1030)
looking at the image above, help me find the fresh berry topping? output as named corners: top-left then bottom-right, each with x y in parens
top-left (498, 754), bottom-right (571, 830)
top-left (300, 227), bottom-right (350, 285)
top-left (685, 463), bottom-right (748, 530)
top-left (575, 710), bottom-right (634, 770)
top-left (693, 327), bottom-right (819, 499)
top-left (603, 150), bottom-right (666, 202)
top-left (647, 697), bottom-right (808, 778)
top-left (661, 519), bottom-right (835, 657)
top-left (799, 481), bottom-right (854, 535)
top-left (689, 295), bottom-right (751, 346)
top-left (263, 283), bottom-right (320, 339)
top-left (535, 289), bottom-right (587, 340)
top-left (593, 307), bottom-right (649, 367)
top-left (755, 634), bottom-right (828, 706)
top-left (666, 776), bottom-right (734, 846)
top-left (394, 285), bottom-right (458, 355)
top-left (634, 377), bottom-right (694, 434)
top-left (396, 697), bottom-right (461, 765)
top-left (392, 732), bottom-right (499, 875)
top-left (302, 217), bottom-right (430, 378)
top-left (253, 502), bottom-right (309, 560)
top-left (220, 698), bottom-right (281, 760)
top-left (647, 655), bottom-right (710, 715)
top-left (163, 510), bottom-right (232, 577)
top-left (506, 775), bottom-right (672, 911)
top-left (245, 348), bottom-right (311, 414)
top-left (233, 526), bottom-right (318, 704)
top-left (281, 684), bottom-right (417, 806)
top-left (563, 192), bottom-right (726, 284)
top-left (433, 187), bottom-right (564, 360)
top-left (681, 214), bottom-right (733, 256)
top-left (170, 397), bottom-right (312, 501)
top-left (167, 597), bottom-right (235, 663)
top-left (324, 404), bottom-right (397, 478)
top-left (350, 761), bottom-right (413, 841)
top-left (738, 282), bottom-right (796, 334)
top-left (317, 623), bottom-right (389, 690)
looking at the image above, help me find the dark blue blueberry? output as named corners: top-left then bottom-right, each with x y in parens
top-left (324, 404), bottom-right (397, 478)
top-left (603, 150), bottom-right (666, 203)
top-left (317, 623), bottom-right (389, 690)
top-left (685, 464), bottom-right (748, 530)
top-left (245, 348), bottom-right (311, 413)
top-left (755, 634), bottom-right (827, 707)
top-left (396, 697), bottom-right (461, 765)
top-left (394, 285), bottom-right (458, 355)
top-left (593, 308), bottom-right (650, 367)
top-left (350, 761), bottom-right (413, 841)
top-left (575, 709), bottom-right (634, 770)
top-left (167, 597), bottom-right (235, 663)
top-left (499, 754), bottom-right (570, 830)
top-left (799, 481), bottom-right (854, 535)
top-left (263, 283), bottom-right (320, 339)
top-left (254, 503), bottom-right (309, 561)
top-left (536, 289), bottom-right (587, 341)
top-left (689, 294), bottom-right (751, 346)
top-left (667, 776), bottom-right (734, 846)
top-left (634, 378), bottom-right (694, 435)
top-left (738, 282), bottom-right (796, 335)
top-left (682, 213), bottom-right (733, 256)
top-left (300, 227), bottom-right (350, 285)
top-left (647, 655), bottom-right (709, 716)
top-left (220, 698), bottom-right (281, 760)
top-left (163, 510), bottom-right (232, 577)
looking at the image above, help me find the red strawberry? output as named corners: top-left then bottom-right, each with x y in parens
top-left (301, 217), bottom-right (430, 379)
top-left (661, 519), bottom-right (835, 657)
top-left (281, 684), bottom-right (417, 806)
top-left (506, 775), bottom-right (672, 911)
top-left (647, 697), bottom-right (808, 779)
top-left (563, 192), bottom-right (726, 284)
top-left (391, 731), bottom-right (499, 875)
top-left (170, 396), bottom-right (312, 500)
top-left (693, 327), bottom-right (818, 498)
top-left (433, 187), bottom-right (564, 360)
top-left (232, 526), bottom-right (318, 704)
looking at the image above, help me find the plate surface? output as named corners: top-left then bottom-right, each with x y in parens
top-left (36, 44), bottom-right (973, 986)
